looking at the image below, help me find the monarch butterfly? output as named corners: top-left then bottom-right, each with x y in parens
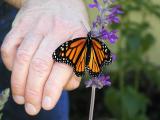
top-left (52, 32), bottom-right (112, 77)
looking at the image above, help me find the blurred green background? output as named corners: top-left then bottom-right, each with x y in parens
top-left (70, 0), bottom-right (160, 120)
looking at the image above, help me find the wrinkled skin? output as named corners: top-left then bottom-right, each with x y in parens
top-left (1, 0), bottom-right (90, 115)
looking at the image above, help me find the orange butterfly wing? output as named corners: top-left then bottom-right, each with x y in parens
top-left (87, 38), bottom-right (112, 77)
top-left (52, 38), bottom-right (87, 77)
top-left (53, 37), bottom-right (112, 77)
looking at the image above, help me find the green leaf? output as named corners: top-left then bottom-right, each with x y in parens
top-left (104, 87), bottom-right (149, 120)
top-left (122, 87), bottom-right (149, 120)
top-left (141, 33), bottom-right (155, 53)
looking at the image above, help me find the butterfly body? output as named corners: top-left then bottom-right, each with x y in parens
top-left (52, 32), bottom-right (112, 77)
top-left (85, 33), bottom-right (92, 65)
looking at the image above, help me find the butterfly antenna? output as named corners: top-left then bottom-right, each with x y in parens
top-left (80, 21), bottom-right (90, 33)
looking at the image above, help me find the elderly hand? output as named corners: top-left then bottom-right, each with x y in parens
top-left (1, 0), bottom-right (89, 115)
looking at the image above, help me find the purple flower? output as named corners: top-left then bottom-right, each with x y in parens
top-left (107, 14), bottom-right (120, 24)
top-left (111, 5), bottom-right (123, 15)
top-left (85, 74), bottom-right (111, 89)
top-left (106, 5), bottom-right (123, 24)
top-left (86, 0), bottom-right (122, 89)
top-left (88, 0), bottom-right (102, 11)
top-left (99, 28), bottom-right (118, 44)
top-left (104, 30), bottom-right (118, 44)
top-left (89, 0), bottom-right (122, 44)
top-left (88, 3), bottom-right (97, 9)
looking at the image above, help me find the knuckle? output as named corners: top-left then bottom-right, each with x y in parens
top-left (1, 44), bottom-right (10, 59)
top-left (16, 49), bottom-right (31, 64)
top-left (45, 82), bottom-right (53, 90)
top-left (44, 83), bottom-right (52, 93)
top-left (45, 82), bottom-right (62, 94)
top-left (12, 81), bottom-right (24, 94)
top-left (31, 58), bottom-right (49, 73)
top-left (25, 88), bottom-right (40, 98)
top-left (56, 63), bottom-right (71, 71)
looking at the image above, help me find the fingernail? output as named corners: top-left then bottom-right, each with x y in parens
top-left (13, 96), bottom-right (24, 104)
top-left (42, 96), bottom-right (52, 109)
top-left (25, 103), bottom-right (37, 115)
